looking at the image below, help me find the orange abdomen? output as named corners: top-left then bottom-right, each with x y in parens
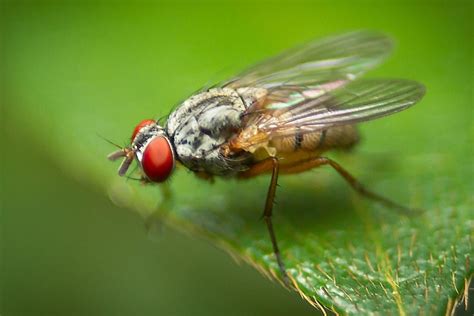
top-left (271, 125), bottom-right (359, 153)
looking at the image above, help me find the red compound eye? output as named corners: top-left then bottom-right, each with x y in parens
top-left (141, 136), bottom-right (175, 182)
top-left (131, 119), bottom-right (156, 142)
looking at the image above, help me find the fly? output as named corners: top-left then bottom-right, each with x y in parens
top-left (108, 30), bottom-right (425, 284)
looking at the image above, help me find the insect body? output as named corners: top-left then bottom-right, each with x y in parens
top-left (108, 31), bottom-right (425, 284)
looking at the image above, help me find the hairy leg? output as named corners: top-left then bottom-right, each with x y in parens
top-left (239, 157), bottom-right (290, 285)
top-left (282, 156), bottom-right (417, 214)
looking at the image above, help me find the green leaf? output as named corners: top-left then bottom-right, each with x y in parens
top-left (3, 2), bottom-right (472, 315)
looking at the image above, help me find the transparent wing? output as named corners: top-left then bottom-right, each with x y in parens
top-left (247, 79), bottom-right (425, 140)
top-left (223, 30), bottom-right (393, 90)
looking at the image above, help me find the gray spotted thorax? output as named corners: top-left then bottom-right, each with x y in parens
top-left (165, 87), bottom-right (262, 176)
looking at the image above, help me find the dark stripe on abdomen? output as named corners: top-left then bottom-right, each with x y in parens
top-left (294, 130), bottom-right (303, 150)
top-left (316, 130), bottom-right (327, 149)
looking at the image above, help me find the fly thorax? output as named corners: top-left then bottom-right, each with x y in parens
top-left (165, 88), bottom-right (251, 175)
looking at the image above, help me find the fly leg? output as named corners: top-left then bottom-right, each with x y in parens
top-left (264, 157), bottom-right (290, 285)
top-left (282, 156), bottom-right (418, 215)
top-left (240, 157), bottom-right (290, 285)
top-left (145, 182), bottom-right (173, 239)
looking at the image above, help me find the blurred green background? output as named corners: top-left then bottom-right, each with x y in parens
top-left (2, 1), bottom-right (472, 315)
